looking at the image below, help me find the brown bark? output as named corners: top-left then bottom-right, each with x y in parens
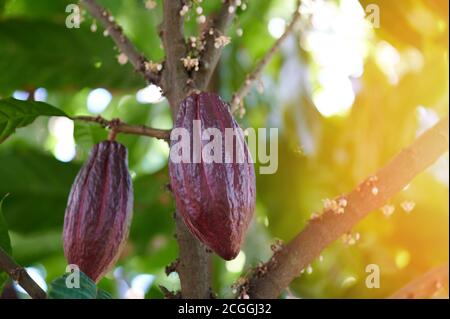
top-left (0, 247), bottom-right (47, 299)
top-left (390, 264), bottom-right (449, 299)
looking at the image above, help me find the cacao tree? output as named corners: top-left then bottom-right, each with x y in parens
top-left (0, 0), bottom-right (448, 300)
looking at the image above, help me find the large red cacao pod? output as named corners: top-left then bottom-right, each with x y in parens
top-left (63, 141), bottom-right (133, 282)
top-left (169, 92), bottom-right (256, 260)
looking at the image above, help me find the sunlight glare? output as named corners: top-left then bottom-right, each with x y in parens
top-left (15, 267), bottom-right (48, 295)
top-left (87, 88), bottom-right (112, 114)
top-left (395, 250), bottom-right (411, 269)
top-left (225, 251), bottom-right (246, 273)
top-left (12, 90), bottom-right (29, 101)
top-left (313, 71), bottom-right (355, 117)
top-left (136, 84), bottom-right (165, 104)
top-left (34, 88), bottom-right (48, 102)
top-left (48, 117), bottom-right (76, 162)
top-left (268, 17), bottom-right (286, 39)
top-left (124, 274), bottom-right (155, 299)
top-left (304, 0), bottom-right (370, 117)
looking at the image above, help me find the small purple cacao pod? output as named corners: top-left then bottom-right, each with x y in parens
top-left (169, 92), bottom-right (256, 260)
top-left (63, 141), bottom-right (133, 282)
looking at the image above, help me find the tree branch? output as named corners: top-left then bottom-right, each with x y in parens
top-left (0, 247), bottom-right (47, 299)
top-left (231, 1), bottom-right (302, 114)
top-left (247, 115), bottom-right (449, 299)
top-left (390, 264), bottom-right (449, 299)
top-left (193, 0), bottom-right (237, 90)
top-left (161, 0), bottom-right (211, 299)
top-left (161, 0), bottom-right (190, 109)
top-left (73, 115), bottom-right (171, 140)
top-left (80, 0), bottom-right (162, 85)
top-left (174, 214), bottom-right (212, 299)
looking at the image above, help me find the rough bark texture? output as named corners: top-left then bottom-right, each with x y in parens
top-left (161, 0), bottom-right (211, 299)
top-left (193, 1), bottom-right (236, 90)
top-left (390, 264), bottom-right (449, 299)
top-left (0, 247), bottom-right (47, 299)
top-left (74, 116), bottom-right (170, 140)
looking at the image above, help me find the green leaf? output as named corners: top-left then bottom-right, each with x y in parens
top-left (0, 98), bottom-right (67, 143)
top-left (48, 270), bottom-right (112, 299)
top-left (0, 194), bottom-right (12, 255)
top-left (0, 273), bottom-right (8, 293)
top-left (0, 19), bottom-right (144, 94)
top-left (0, 146), bottom-right (81, 234)
top-left (96, 288), bottom-right (113, 299)
top-left (0, 194), bottom-right (13, 292)
top-left (48, 271), bottom-right (97, 299)
top-left (2, 0), bottom-right (74, 19)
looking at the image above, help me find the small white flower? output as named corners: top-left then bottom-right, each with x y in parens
top-left (342, 232), bottom-right (360, 245)
top-left (196, 15), bottom-right (206, 24)
top-left (323, 198), bottom-right (346, 214)
top-left (401, 201), bottom-right (416, 213)
top-left (214, 35), bottom-right (231, 49)
top-left (371, 187), bottom-right (379, 196)
top-left (189, 36), bottom-right (197, 48)
top-left (145, 0), bottom-right (157, 10)
top-left (306, 265), bottom-right (313, 274)
top-left (181, 56), bottom-right (200, 71)
top-left (145, 61), bottom-right (163, 73)
top-left (338, 198), bottom-right (348, 208)
top-left (90, 22), bottom-right (97, 32)
top-left (381, 204), bottom-right (395, 217)
top-left (117, 53), bottom-right (128, 65)
top-left (179, 5), bottom-right (189, 16)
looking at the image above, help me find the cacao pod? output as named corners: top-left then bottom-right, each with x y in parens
top-left (63, 141), bottom-right (133, 282)
top-left (169, 92), bottom-right (256, 260)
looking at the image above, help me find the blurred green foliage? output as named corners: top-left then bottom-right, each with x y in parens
top-left (0, 194), bottom-right (12, 290)
top-left (0, 0), bottom-right (448, 299)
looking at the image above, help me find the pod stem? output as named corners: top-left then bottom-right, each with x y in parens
top-left (108, 129), bottom-right (117, 141)
top-left (107, 118), bottom-right (122, 141)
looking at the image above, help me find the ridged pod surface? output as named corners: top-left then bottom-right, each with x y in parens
top-left (63, 141), bottom-right (133, 282)
top-left (169, 92), bottom-right (256, 260)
